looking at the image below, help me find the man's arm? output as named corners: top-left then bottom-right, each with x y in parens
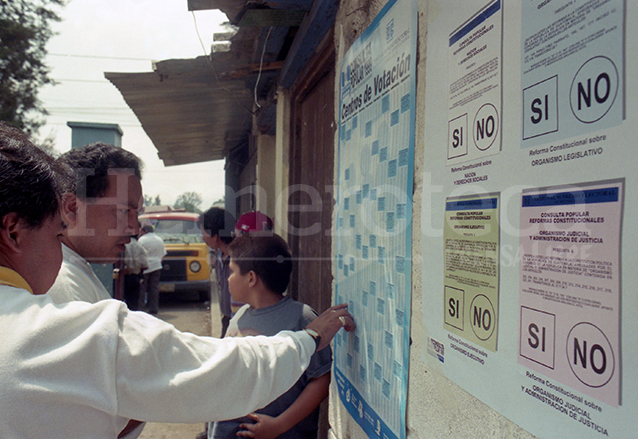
top-left (113, 303), bottom-right (352, 423)
top-left (236, 372), bottom-right (331, 439)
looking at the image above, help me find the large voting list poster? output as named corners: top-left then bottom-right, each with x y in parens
top-left (333, 0), bottom-right (416, 438)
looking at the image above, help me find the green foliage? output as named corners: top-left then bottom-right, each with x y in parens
top-left (35, 130), bottom-right (60, 157)
top-left (210, 197), bottom-right (225, 208)
top-left (0, 0), bottom-right (66, 135)
top-left (143, 194), bottom-right (162, 207)
top-left (174, 191), bottom-right (203, 213)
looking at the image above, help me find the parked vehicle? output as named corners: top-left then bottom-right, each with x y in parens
top-left (139, 207), bottom-right (211, 301)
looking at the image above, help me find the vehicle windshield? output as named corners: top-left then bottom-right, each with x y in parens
top-left (144, 219), bottom-right (204, 244)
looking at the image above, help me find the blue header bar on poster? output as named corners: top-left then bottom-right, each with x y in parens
top-left (522, 187), bottom-right (619, 207)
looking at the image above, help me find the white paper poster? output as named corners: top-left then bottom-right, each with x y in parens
top-left (444, 194), bottom-right (500, 352)
top-left (447, 0), bottom-right (502, 165)
top-left (521, 0), bottom-right (624, 147)
top-left (519, 180), bottom-right (623, 407)
top-left (333, 0), bottom-right (416, 438)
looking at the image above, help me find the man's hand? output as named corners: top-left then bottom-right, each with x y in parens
top-left (236, 413), bottom-right (281, 439)
top-left (306, 303), bottom-right (355, 351)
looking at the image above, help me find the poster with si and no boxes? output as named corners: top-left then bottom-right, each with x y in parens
top-left (519, 180), bottom-right (623, 408)
top-left (521, 0), bottom-right (624, 147)
top-left (444, 194), bottom-right (500, 353)
top-left (447, 0), bottom-right (502, 165)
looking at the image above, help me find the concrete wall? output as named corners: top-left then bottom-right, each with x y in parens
top-left (273, 90), bottom-right (291, 237)
top-left (255, 133), bottom-right (277, 220)
top-left (327, 1), bottom-right (535, 437)
top-left (238, 145), bottom-right (257, 216)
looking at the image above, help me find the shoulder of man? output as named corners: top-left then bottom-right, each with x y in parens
top-left (47, 261), bottom-right (109, 304)
top-left (149, 233), bottom-right (165, 245)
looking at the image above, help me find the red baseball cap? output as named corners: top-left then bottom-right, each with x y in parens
top-left (235, 211), bottom-right (273, 234)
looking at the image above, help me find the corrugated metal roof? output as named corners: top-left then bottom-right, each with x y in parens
top-left (106, 0), bottom-right (332, 167)
top-left (105, 56), bottom-right (254, 166)
top-left (187, 0), bottom-right (313, 18)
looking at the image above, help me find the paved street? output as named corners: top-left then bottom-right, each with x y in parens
top-left (138, 279), bottom-right (223, 439)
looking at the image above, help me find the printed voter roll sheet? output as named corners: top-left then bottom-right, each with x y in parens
top-left (443, 194), bottom-right (500, 352)
top-left (333, 0), bottom-right (416, 438)
top-left (447, 0), bottom-right (502, 165)
top-left (518, 180), bottom-right (623, 407)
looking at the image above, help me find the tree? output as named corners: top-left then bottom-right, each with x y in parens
top-left (35, 130), bottom-right (60, 157)
top-left (143, 194), bottom-right (161, 207)
top-left (0, 0), bottom-right (66, 134)
top-left (211, 197), bottom-right (225, 208)
top-left (174, 191), bottom-right (203, 213)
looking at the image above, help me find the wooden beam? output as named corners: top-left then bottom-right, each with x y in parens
top-left (220, 60), bottom-right (285, 79)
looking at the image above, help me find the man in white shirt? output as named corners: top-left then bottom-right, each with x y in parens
top-left (43, 142), bottom-right (150, 437)
top-left (0, 122), bottom-right (354, 439)
top-left (137, 222), bottom-right (166, 314)
top-left (47, 143), bottom-right (144, 306)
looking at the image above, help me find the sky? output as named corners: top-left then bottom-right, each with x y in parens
top-left (37, 0), bottom-right (230, 209)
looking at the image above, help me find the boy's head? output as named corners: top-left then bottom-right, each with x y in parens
top-left (228, 233), bottom-right (292, 295)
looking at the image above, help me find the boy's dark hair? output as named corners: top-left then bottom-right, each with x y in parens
top-left (57, 142), bottom-right (143, 199)
top-left (199, 207), bottom-right (235, 244)
top-left (229, 234), bottom-right (292, 295)
top-left (0, 122), bottom-right (71, 229)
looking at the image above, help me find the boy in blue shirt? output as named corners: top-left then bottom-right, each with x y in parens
top-left (208, 233), bottom-right (332, 439)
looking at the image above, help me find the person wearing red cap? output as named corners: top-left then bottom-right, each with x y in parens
top-left (234, 210), bottom-right (274, 236)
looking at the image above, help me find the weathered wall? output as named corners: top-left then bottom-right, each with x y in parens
top-left (273, 89), bottom-right (291, 237)
top-left (328, 1), bottom-right (535, 437)
top-left (237, 142), bottom-right (257, 216)
top-left (255, 133), bottom-right (277, 220)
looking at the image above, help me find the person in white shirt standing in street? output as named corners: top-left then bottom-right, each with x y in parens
top-left (137, 222), bottom-right (166, 314)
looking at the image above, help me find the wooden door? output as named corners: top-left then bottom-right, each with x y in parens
top-left (288, 40), bottom-right (335, 315)
top-left (287, 31), bottom-right (336, 439)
